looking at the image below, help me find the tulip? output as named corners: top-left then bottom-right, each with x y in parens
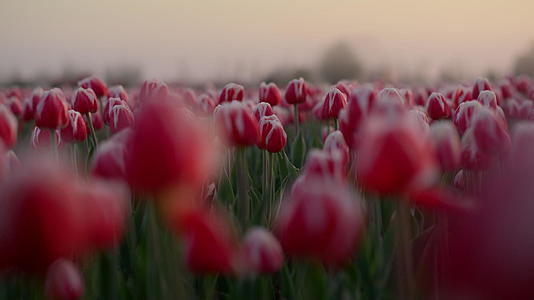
top-left (60, 110), bottom-right (88, 143)
top-left (139, 79), bottom-right (169, 103)
top-left (320, 88), bottom-right (347, 120)
top-left (339, 84), bottom-right (376, 148)
top-left (275, 176), bottom-right (365, 266)
top-left (103, 97), bottom-right (125, 125)
top-left (259, 82), bottom-right (282, 106)
top-left (218, 83), bottom-right (244, 104)
top-left (237, 227), bottom-right (284, 275)
top-left (477, 90), bottom-right (498, 110)
top-left (323, 130), bottom-right (350, 166)
top-left (518, 100), bottom-right (534, 120)
top-left (6, 96), bottom-right (22, 117)
top-left (284, 78), bottom-right (307, 105)
top-left (451, 86), bottom-right (473, 109)
top-left (428, 121), bottom-right (461, 171)
top-left (453, 100), bottom-right (481, 135)
top-left (214, 101), bottom-right (259, 147)
top-left (35, 88), bottom-right (69, 129)
top-left (91, 111), bottom-right (104, 130)
top-left (71, 87), bottom-right (98, 114)
top-left (426, 92), bottom-right (451, 120)
top-left (407, 107), bottom-right (431, 134)
top-left (414, 87), bottom-right (429, 106)
top-left (197, 93), bottom-right (216, 115)
top-left (125, 98), bottom-right (217, 192)
top-left (400, 88), bottom-right (415, 107)
top-left (108, 85), bottom-right (129, 103)
top-left (471, 106), bottom-right (511, 155)
top-left (181, 208), bottom-right (237, 274)
top-left (253, 102), bottom-right (274, 121)
top-left (109, 104), bottom-right (134, 134)
top-left (78, 76), bottom-right (108, 98)
top-left (356, 112), bottom-right (438, 195)
top-left (334, 81), bottom-right (351, 98)
top-left (22, 87), bottom-right (45, 121)
top-left (32, 127), bottom-right (62, 150)
top-left (45, 259), bottom-right (84, 300)
top-left (472, 77), bottom-right (492, 99)
top-left (258, 115), bottom-right (287, 153)
top-left (302, 149), bottom-right (347, 182)
top-left (460, 129), bottom-right (493, 171)
top-left (91, 129), bottom-right (131, 181)
top-left (0, 105), bottom-right (17, 148)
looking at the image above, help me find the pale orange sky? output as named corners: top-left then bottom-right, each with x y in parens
top-left (1, 0), bottom-right (533, 82)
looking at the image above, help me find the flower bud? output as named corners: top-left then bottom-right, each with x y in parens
top-left (237, 227), bottom-right (283, 275)
top-left (472, 77), bottom-right (492, 99)
top-left (258, 115), bottom-right (286, 153)
top-left (103, 97), bottom-right (125, 125)
top-left (471, 106), bottom-right (511, 155)
top-left (323, 130), bottom-right (349, 166)
top-left (71, 87), bottom-right (98, 114)
top-left (259, 82), bottom-right (281, 106)
top-left (6, 96), bottom-right (22, 117)
top-left (253, 102), bottom-right (274, 121)
top-left (109, 104), bottom-right (134, 134)
top-left (78, 76), bottom-right (108, 98)
top-left (320, 88), bottom-right (347, 119)
top-left (214, 101), bottom-right (259, 147)
top-left (35, 88), bottom-right (69, 129)
top-left (477, 90), bottom-right (498, 110)
top-left (139, 79), bottom-right (169, 103)
top-left (302, 149), bottom-right (347, 182)
top-left (31, 127), bottom-right (62, 150)
top-left (22, 87), bottom-right (45, 121)
top-left (451, 86), bottom-right (473, 109)
top-left (218, 83), bottom-right (244, 104)
top-left (429, 121), bottom-right (461, 171)
top-left (45, 259), bottom-right (84, 300)
top-left (60, 110), bottom-right (88, 143)
top-left (284, 78), bottom-right (308, 104)
top-left (275, 177), bottom-right (365, 266)
top-left (108, 85), bottom-right (129, 103)
top-left (426, 92), bottom-right (451, 120)
top-left (453, 100), bottom-right (481, 135)
top-left (0, 105), bottom-right (17, 148)
top-left (91, 129), bottom-right (131, 181)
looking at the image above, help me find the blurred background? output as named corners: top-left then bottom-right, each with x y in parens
top-left (1, 0), bottom-right (534, 86)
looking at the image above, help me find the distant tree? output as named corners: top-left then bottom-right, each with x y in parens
top-left (319, 42), bottom-right (363, 83)
top-left (514, 42), bottom-right (534, 76)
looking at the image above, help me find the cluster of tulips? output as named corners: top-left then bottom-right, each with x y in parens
top-left (1, 73), bottom-right (534, 300)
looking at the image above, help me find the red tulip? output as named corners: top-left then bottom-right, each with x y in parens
top-left (259, 82), bottom-right (282, 106)
top-left (253, 102), bottom-right (274, 121)
top-left (214, 101), bottom-right (259, 147)
top-left (320, 88), bottom-right (347, 119)
top-left (334, 81), bottom-right (351, 98)
top-left (400, 88), bottom-right (415, 107)
top-left (429, 121), bottom-right (461, 171)
top-left (91, 111), bottom-right (104, 130)
top-left (45, 259), bottom-right (84, 300)
top-left (218, 83), bottom-right (244, 104)
top-left (284, 78), bottom-right (307, 104)
top-left (302, 149), bottom-right (347, 182)
top-left (32, 127), bottom-right (62, 150)
top-left (0, 105), bottom-right (17, 148)
top-left (197, 93), bottom-right (216, 114)
top-left (453, 100), bottom-right (481, 135)
top-left (181, 208), bottom-right (237, 274)
top-left (78, 76), bottom-right (108, 98)
top-left (476, 90), bottom-right (498, 110)
top-left (356, 112), bottom-right (438, 195)
top-left (139, 79), bottom-right (169, 103)
top-left (35, 88), bottom-right (69, 129)
top-left (103, 97), bottom-right (125, 125)
top-left (6, 96), bottom-right (22, 116)
top-left (339, 84), bottom-right (376, 148)
top-left (471, 106), bottom-right (511, 155)
top-left (237, 227), bottom-right (283, 275)
top-left (78, 180), bottom-right (128, 250)
top-left (426, 92), bottom-right (451, 120)
top-left (109, 104), bottom-right (134, 134)
top-left (407, 107), bottom-right (431, 134)
top-left (91, 129), bottom-right (131, 181)
top-left (71, 87), bottom-right (98, 114)
top-left (108, 85), bottom-right (129, 103)
top-left (451, 86), bottom-right (473, 109)
top-left (125, 98), bottom-right (217, 192)
top-left (258, 115), bottom-right (286, 153)
top-left (0, 159), bottom-right (86, 272)
top-left (472, 77), bottom-right (492, 99)
top-left (503, 98), bottom-right (520, 118)
top-left (323, 130), bottom-right (349, 166)
top-left (414, 87), bottom-right (429, 106)
top-left (22, 87), bottom-right (44, 121)
top-left (60, 110), bottom-right (87, 143)
top-left (275, 176), bottom-right (365, 266)
top-left (498, 80), bottom-right (515, 100)
top-left (460, 129), bottom-right (492, 171)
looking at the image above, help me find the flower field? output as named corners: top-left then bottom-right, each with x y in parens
top-left (0, 75), bottom-right (533, 299)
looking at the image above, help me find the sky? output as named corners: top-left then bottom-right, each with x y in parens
top-left (1, 0), bottom-right (533, 83)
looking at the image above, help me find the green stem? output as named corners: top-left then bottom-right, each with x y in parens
top-left (86, 112), bottom-right (98, 147)
top-left (396, 201), bottom-right (416, 300)
top-left (293, 104), bottom-right (300, 135)
top-left (237, 148), bottom-right (250, 228)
